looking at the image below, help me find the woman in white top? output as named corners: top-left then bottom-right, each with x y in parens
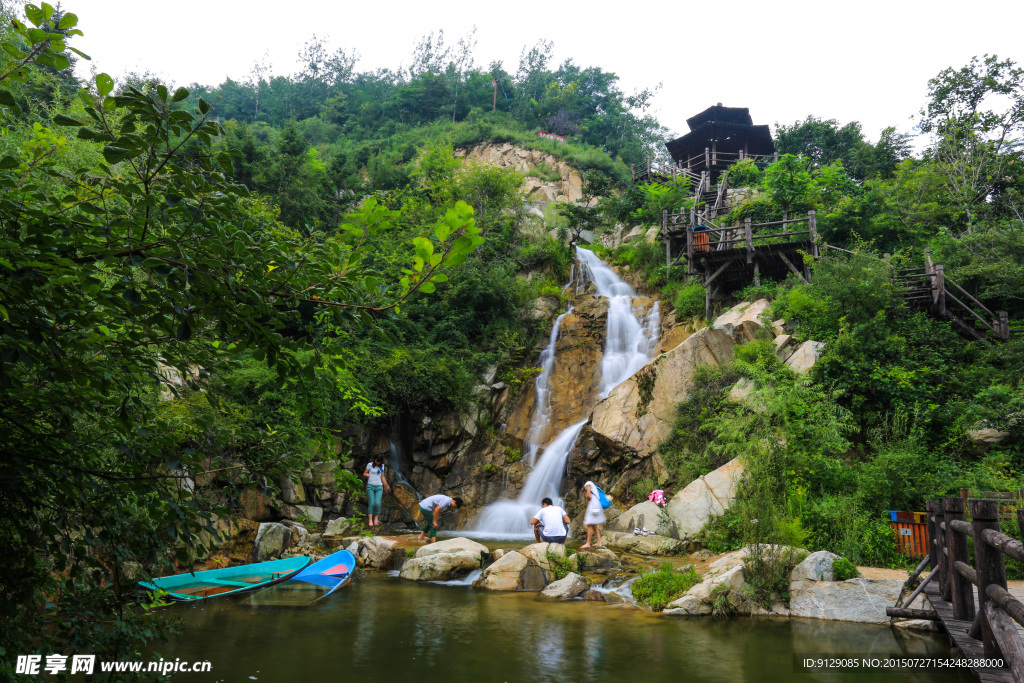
top-left (576, 475), bottom-right (605, 549)
top-left (362, 455), bottom-right (390, 528)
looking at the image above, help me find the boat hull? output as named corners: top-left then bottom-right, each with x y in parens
top-left (139, 556), bottom-right (311, 601)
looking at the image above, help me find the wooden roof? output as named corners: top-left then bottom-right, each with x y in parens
top-left (685, 105), bottom-right (753, 129)
top-left (666, 121), bottom-right (775, 162)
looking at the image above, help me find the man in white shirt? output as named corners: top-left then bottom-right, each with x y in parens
top-left (417, 494), bottom-right (463, 543)
top-left (530, 497), bottom-right (570, 544)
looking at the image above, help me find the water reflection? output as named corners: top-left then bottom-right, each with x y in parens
top-left (161, 575), bottom-right (971, 683)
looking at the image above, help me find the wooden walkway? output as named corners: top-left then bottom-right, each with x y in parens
top-left (924, 582), bottom-right (1017, 682)
top-left (888, 497), bottom-right (1024, 682)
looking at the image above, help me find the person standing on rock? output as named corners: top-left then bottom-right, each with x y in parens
top-left (416, 494), bottom-right (463, 543)
top-left (576, 475), bottom-right (605, 549)
top-left (362, 455), bottom-right (391, 529)
top-left (530, 497), bottom-right (570, 544)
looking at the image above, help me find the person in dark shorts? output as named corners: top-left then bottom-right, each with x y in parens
top-left (530, 498), bottom-right (570, 544)
top-left (416, 494), bottom-right (463, 543)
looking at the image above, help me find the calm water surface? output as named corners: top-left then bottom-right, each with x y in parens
top-left (162, 573), bottom-right (970, 683)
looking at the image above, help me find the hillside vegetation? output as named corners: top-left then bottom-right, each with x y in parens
top-left (2, 0), bottom-right (1023, 667)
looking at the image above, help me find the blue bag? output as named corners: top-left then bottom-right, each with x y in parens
top-left (595, 485), bottom-right (611, 509)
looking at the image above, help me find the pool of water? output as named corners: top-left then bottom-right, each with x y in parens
top-left (160, 572), bottom-right (970, 683)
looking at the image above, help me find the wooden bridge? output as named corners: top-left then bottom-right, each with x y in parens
top-left (887, 497), bottom-right (1024, 682)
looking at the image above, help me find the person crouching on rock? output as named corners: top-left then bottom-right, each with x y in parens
top-left (576, 475), bottom-right (605, 549)
top-left (417, 494), bottom-right (463, 543)
top-left (530, 497), bottom-right (570, 544)
top-left (362, 455), bottom-right (390, 529)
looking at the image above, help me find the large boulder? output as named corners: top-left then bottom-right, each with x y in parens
top-left (602, 530), bottom-right (685, 555)
top-left (414, 537), bottom-right (488, 560)
top-left (399, 536), bottom-right (488, 582)
top-left (608, 501), bottom-right (671, 536)
top-left (518, 542), bottom-right (566, 582)
top-left (576, 547), bottom-right (618, 569)
top-left (357, 536), bottom-right (399, 569)
top-left (663, 458), bottom-right (745, 538)
top-left (590, 326), bottom-right (735, 462)
top-left (476, 550), bottom-right (531, 591)
top-left (713, 299), bottom-right (771, 342)
top-left (293, 505), bottom-right (323, 524)
top-left (791, 551), bottom-right (840, 582)
top-left (399, 551), bottom-right (481, 582)
top-left (251, 522), bottom-right (289, 562)
top-left (784, 341), bottom-right (826, 374)
top-left (541, 572), bottom-right (590, 599)
top-left (278, 471), bottom-right (306, 505)
top-left (789, 577), bottom-right (902, 624)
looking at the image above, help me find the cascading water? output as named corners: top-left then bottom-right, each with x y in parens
top-left (387, 416), bottom-right (417, 493)
top-left (575, 248), bottom-right (661, 398)
top-left (470, 247), bottom-right (660, 538)
top-left (524, 306), bottom-right (572, 466)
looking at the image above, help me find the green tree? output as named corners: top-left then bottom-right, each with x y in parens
top-left (0, 6), bottom-right (484, 665)
top-left (763, 154), bottom-right (814, 219)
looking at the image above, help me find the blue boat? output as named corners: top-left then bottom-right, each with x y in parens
top-left (139, 556), bottom-right (311, 601)
top-left (248, 549), bottom-right (356, 606)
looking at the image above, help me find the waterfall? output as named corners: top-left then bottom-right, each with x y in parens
top-left (470, 247), bottom-right (660, 538)
top-left (524, 306), bottom-right (572, 466)
top-left (387, 416), bottom-right (416, 493)
top-left (575, 248), bottom-right (661, 398)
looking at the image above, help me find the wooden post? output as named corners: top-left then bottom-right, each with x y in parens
top-left (773, 151), bottom-right (778, 163)
top-left (705, 281), bottom-right (712, 321)
top-left (663, 210), bottom-right (670, 268)
top-left (686, 226), bottom-right (694, 275)
top-left (926, 500), bottom-right (939, 573)
top-left (934, 502), bottom-right (949, 601)
top-left (935, 264), bottom-right (947, 317)
top-left (705, 147), bottom-right (710, 170)
top-left (745, 217), bottom-right (753, 264)
top-left (711, 141), bottom-right (717, 166)
top-left (998, 311), bottom-right (1010, 340)
top-left (971, 498), bottom-right (1008, 659)
top-left (944, 496), bottom-right (975, 621)
top-left (808, 210), bottom-right (818, 258)
top-left (753, 260), bottom-right (761, 287)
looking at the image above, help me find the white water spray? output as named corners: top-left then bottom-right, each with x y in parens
top-left (470, 247), bottom-right (660, 538)
top-left (524, 306), bottom-right (572, 466)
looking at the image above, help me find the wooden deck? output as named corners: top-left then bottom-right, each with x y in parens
top-left (925, 582), bottom-right (1018, 682)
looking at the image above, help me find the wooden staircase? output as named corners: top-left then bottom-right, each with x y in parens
top-left (897, 249), bottom-right (1010, 342)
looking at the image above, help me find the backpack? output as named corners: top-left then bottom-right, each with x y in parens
top-left (595, 485), bottom-right (611, 509)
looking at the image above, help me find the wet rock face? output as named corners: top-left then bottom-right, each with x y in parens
top-left (588, 326), bottom-right (735, 463)
top-left (505, 295), bottom-right (609, 453)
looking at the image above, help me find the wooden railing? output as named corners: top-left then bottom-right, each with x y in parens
top-left (630, 149), bottom-right (778, 183)
top-left (630, 158), bottom-right (703, 184)
top-left (897, 249), bottom-right (1010, 342)
top-left (898, 497), bottom-right (1024, 679)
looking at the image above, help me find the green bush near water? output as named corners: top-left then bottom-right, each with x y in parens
top-left (632, 563), bottom-right (702, 611)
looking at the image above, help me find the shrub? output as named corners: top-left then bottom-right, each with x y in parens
top-left (710, 583), bottom-right (738, 617)
top-left (629, 476), bottom-right (658, 504)
top-left (742, 544), bottom-right (808, 608)
top-left (546, 551), bottom-right (580, 580)
top-left (673, 283), bottom-right (706, 319)
top-left (832, 557), bottom-right (859, 581)
top-left (632, 563), bottom-right (701, 611)
top-left (695, 508), bottom-right (745, 553)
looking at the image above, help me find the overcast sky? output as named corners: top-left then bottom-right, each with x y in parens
top-left (65, 0), bottom-right (1023, 145)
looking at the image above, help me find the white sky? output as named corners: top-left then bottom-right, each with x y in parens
top-left (65, 0), bottom-right (1023, 146)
